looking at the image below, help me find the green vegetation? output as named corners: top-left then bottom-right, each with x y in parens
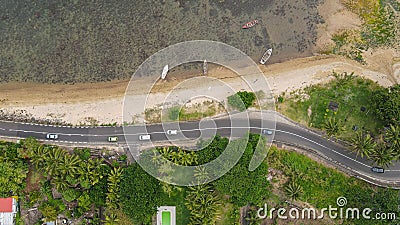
top-left (268, 147), bottom-right (399, 225)
top-left (280, 72), bottom-right (383, 139)
top-left (214, 135), bottom-right (269, 207)
top-left (279, 72), bottom-right (400, 167)
top-left (370, 84), bottom-right (400, 126)
top-left (147, 101), bottom-right (225, 123)
top-left (330, 0), bottom-right (399, 62)
top-left (185, 185), bottom-right (221, 224)
top-left (362, 6), bottom-right (399, 47)
top-left (0, 137), bottom-right (131, 224)
top-left (227, 91), bottom-right (256, 111)
top-left (119, 163), bottom-right (164, 224)
top-left (168, 106), bottom-right (181, 121)
top-left (0, 140), bottom-right (28, 197)
top-left (0, 131), bottom-right (399, 224)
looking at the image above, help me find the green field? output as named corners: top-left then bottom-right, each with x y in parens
top-left (278, 72), bottom-right (384, 139)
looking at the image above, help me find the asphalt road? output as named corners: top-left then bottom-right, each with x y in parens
top-left (0, 117), bottom-right (399, 186)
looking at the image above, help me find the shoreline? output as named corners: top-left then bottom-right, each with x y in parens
top-left (1, 0), bottom-right (399, 126)
top-left (0, 54), bottom-right (396, 126)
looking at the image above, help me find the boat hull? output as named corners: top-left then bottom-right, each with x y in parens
top-left (260, 48), bottom-right (272, 65)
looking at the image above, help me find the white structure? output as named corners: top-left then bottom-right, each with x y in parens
top-left (203, 59), bottom-right (208, 76)
top-left (161, 65), bottom-right (169, 80)
top-left (157, 206), bottom-right (176, 225)
top-left (0, 198), bottom-right (17, 225)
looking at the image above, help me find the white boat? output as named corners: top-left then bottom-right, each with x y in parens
top-left (260, 48), bottom-right (272, 65)
top-left (161, 65), bottom-right (168, 79)
top-left (203, 60), bottom-right (208, 76)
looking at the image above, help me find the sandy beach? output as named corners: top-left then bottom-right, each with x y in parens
top-left (0, 54), bottom-right (397, 125)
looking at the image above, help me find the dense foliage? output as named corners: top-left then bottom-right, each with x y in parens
top-left (268, 147), bottom-right (399, 225)
top-left (0, 141), bottom-right (28, 197)
top-left (371, 84), bottom-right (400, 126)
top-left (227, 91), bottom-right (256, 111)
top-left (185, 185), bottom-right (221, 225)
top-left (214, 134), bottom-right (269, 206)
top-left (119, 163), bottom-right (165, 224)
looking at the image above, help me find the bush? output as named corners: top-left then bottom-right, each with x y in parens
top-left (371, 84), bottom-right (400, 126)
top-left (119, 163), bottom-right (165, 224)
top-left (73, 148), bottom-right (91, 161)
top-left (228, 91), bottom-right (256, 111)
top-left (62, 188), bottom-right (81, 202)
top-left (168, 106), bottom-right (181, 121)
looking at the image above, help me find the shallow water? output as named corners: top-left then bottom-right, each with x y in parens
top-left (0, 0), bottom-right (324, 83)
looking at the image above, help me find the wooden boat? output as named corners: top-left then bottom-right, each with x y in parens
top-left (242, 20), bottom-right (258, 29)
top-left (260, 48), bottom-right (272, 65)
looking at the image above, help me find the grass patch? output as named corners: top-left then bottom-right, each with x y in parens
top-left (146, 101), bottom-right (226, 123)
top-left (278, 72), bottom-right (384, 140)
top-left (267, 146), bottom-right (399, 224)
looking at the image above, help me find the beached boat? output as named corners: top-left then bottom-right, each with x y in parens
top-left (161, 65), bottom-right (168, 79)
top-left (259, 48), bottom-right (272, 65)
top-left (203, 59), bottom-right (208, 76)
top-left (242, 20), bottom-right (258, 29)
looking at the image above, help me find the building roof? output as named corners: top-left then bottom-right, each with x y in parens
top-left (0, 198), bottom-right (13, 212)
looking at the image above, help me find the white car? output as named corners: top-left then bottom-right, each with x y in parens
top-left (139, 134), bottom-right (151, 141)
top-left (46, 133), bottom-right (59, 140)
top-left (262, 129), bottom-right (273, 135)
top-left (108, 136), bottom-right (119, 142)
top-left (167, 130), bottom-right (178, 135)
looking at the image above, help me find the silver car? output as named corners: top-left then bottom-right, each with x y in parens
top-left (262, 129), bottom-right (273, 135)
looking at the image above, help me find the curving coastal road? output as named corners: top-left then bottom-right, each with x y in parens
top-left (0, 115), bottom-right (399, 188)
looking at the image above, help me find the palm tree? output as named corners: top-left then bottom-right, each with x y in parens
top-left (245, 208), bottom-right (262, 225)
top-left (59, 154), bottom-right (81, 179)
top-left (44, 148), bottom-right (66, 177)
top-left (351, 132), bottom-right (376, 158)
top-left (169, 151), bottom-right (179, 164)
top-left (385, 124), bottom-right (400, 158)
top-left (103, 213), bottom-right (120, 225)
top-left (185, 185), bottom-right (221, 224)
top-left (106, 167), bottom-right (123, 209)
top-left (151, 149), bottom-right (163, 165)
top-left (30, 145), bottom-right (50, 169)
top-left (285, 180), bottom-right (303, 201)
top-left (77, 158), bottom-right (105, 188)
top-left (370, 144), bottom-right (395, 168)
top-left (51, 176), bottom-right (69, 191)
top-left (194, 166), bottom-right (210, 184)
top-left (160, 147), bottom-right (173, 161)
top-left (324, 117), bottom-right (344, 137)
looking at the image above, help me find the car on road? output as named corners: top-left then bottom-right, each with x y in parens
top-left (139, 134), bottom-right (151, 141)
top-left (262, 129), bottom-right (273, 135)
top-left (371, 167), bottom-right (384, 173)
top-left (108, 136), bottom-right (119, 142)
top-left (167, 130), bottom-right (178, 135)
top-left (46, 133), bottom-right (59, 140)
